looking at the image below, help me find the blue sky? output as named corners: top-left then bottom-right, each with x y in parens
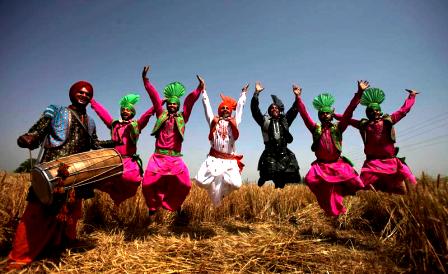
top-left (1, 0), bottom-right (447, 181)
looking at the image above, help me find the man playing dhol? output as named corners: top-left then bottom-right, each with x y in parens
top-left (141, 65), bottom-right (205, 216)
top-left (195, 84), bottom-right (248, 205)
top-left (8, 81), bottom-right (113, 269)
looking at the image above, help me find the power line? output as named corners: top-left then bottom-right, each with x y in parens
top-left (396, 112), bottom-right (448, 135)
top-left (400, 135), bottom-right (448, 150)
top-left (399, 121), bottom-right (448, 142)
top-left (347, 134), bottom-right (448, 162)
top-left (398, 121), bottom-right (447, 141)
top-left (401, 140), bottom-right (448, 153)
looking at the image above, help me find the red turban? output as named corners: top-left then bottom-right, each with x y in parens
top-left (69, 81), bottom-right (93, 103)
top-left (218, 94), bottom-right (237, 116)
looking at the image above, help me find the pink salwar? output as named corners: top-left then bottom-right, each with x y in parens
top-left (90, 98), bottom-right (154, 205)
top-left (306, 158), bottom-right (364, 216)
top-left (297, 90), bottom-right (364, 216)
top-left (142, 154), bottom-right (191, 211)
top-left (361, 158), bottom-right (417, 194)
top-left (97, 157), bottom-right (142, 205)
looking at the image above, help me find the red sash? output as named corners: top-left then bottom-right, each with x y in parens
top-left (209, 148), bottom-right (244, 173)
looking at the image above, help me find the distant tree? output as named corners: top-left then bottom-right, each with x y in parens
top-left (14, 158), bottom-right (37, 173)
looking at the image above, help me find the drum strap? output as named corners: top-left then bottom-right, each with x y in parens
top-left (35, 135), bottom-right (47, 164)
top-left (68, 109), bottom-right (92, 140)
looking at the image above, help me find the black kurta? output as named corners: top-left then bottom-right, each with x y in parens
top-left (251, 93), bottom-right (301, 188)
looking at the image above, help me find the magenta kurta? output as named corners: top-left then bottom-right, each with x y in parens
top-left (297, 91), bottom-right (364, 216)
top-left (90, 98), bottom-right (154, 205)
top-left (346, 93), bottom-right (417, 193)
top-left (142, 78), bottom-right (201, 212)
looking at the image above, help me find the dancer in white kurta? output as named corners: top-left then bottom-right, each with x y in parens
top-left (195, 85), bottom-right (248, 205)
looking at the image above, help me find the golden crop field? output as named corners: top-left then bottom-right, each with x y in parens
top-left (0, 171), bottom-right (447, 273)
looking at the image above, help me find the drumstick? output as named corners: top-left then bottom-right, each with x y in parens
top-left (29, 149), bottom-right (33, 170)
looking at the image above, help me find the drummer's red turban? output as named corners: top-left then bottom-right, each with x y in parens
top-left (218, 94), bottom-right (237, 117)
top-left (69, 81), bottom-right (93, 103)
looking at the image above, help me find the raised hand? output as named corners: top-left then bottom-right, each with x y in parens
top-left (255, 81), bottom-right (264, 94)
top-left (405, 89), bottom-right (420, 96)
top-left (292, 84), bottom-right (302, 97)
top-left (142, 66), bottom-right (150, 79)
top-left (241, 83), bottom-right (249, 93)
top-left (197, 75), bottom-right (206, 91)
top-left (357, 80), bottom-right (370, 92)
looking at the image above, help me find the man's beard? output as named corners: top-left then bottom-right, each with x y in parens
top-left (221, 113), bottom-right (230, 119)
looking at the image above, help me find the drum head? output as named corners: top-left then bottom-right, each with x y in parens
top-left (31, 168), bottom-right (53, 205)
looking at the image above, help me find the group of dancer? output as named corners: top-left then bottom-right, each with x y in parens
top-left (7, 65), bottom-right (419, 268)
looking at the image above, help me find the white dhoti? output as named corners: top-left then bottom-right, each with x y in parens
top-left (195, 155), bottom-right (242, 206)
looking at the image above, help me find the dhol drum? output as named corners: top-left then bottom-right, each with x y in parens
top-left (31, 148), bottom-right (123, 205)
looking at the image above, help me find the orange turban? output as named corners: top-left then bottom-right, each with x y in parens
top-left (218, 94), bottom-right (237, 116)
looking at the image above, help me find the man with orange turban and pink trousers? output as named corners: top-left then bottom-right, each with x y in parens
top-left (293, 80), bottom-right (369, 216)
top-left (141, 65), bottom-right (205, 216)
top-left (336, 87), bottom-right (419, 194)
top-left (194, 84), bottom-right (248, 206)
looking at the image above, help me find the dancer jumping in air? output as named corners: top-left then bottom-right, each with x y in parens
top-left (195, 84), bottom-right (248, 205)
top-left (141, 65), bottom-right (205, 215)
top-left (336, 87), bottom-right (419, 194)
top-left (90, 93), bottom-right (154, 205)
top-left (251, 81), bottom-right (301, 189)
top-left (294, 81), bottom-right (369, 216)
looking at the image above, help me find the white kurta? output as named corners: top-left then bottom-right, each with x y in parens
top-left (195, 90), bottom-right (246, 205)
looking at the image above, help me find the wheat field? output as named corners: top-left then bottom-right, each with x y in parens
top-left (0, 170), bottom-right (447, 273)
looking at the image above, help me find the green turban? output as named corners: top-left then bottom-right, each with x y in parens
top-left (163, 82), bottom-right (186, 105)
top-left (119, 93), bottom-right (140, 114)
top-left (313, 93), bottom-right (335, 113)
top-left (361, 88), bottom-right (385, 111)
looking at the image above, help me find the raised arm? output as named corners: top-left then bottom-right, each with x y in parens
top-left (250, 81), bottom-right (265, 126)
top-left (285, 96), bottom-right (299, 126)
top-left (142, 66), bottom-right (164, 117)
top-left (137, 106), bottom-right (155, 130)
top-left (235, 84), bottom-right (249, 126)
top-left (293, 84), bottom-right (316, 132)
top-left (182, 75), bottom-right (205, 123)
top-left (390, 89), bottom-right (418, 124)
top-left (201, 89), bottom-right (214, 127)
top-left (90, 98), bottom-right (114, 128)
top-left (338, 80), bottom-right (369, 132)
top-left (334, 113), bottom-right (361, 129)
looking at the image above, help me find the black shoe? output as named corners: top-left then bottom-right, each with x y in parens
top-left (66, 239), bottom-right (95, 251)
top-left (258, 178), bottom-right (265, 187)
top-left (274, 182), bottom-right (285, 189)
top-left (173, 209), bottom-right (189, 226)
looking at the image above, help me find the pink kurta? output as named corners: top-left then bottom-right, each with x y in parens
top-left (346, 94), bottom-right (417, 193)
top-left (90, 98), bottom-right (154, 205)
top-left (297, 91), bottom-right (364, 216)
top-left (142, 78), bottom-right (201, 212)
